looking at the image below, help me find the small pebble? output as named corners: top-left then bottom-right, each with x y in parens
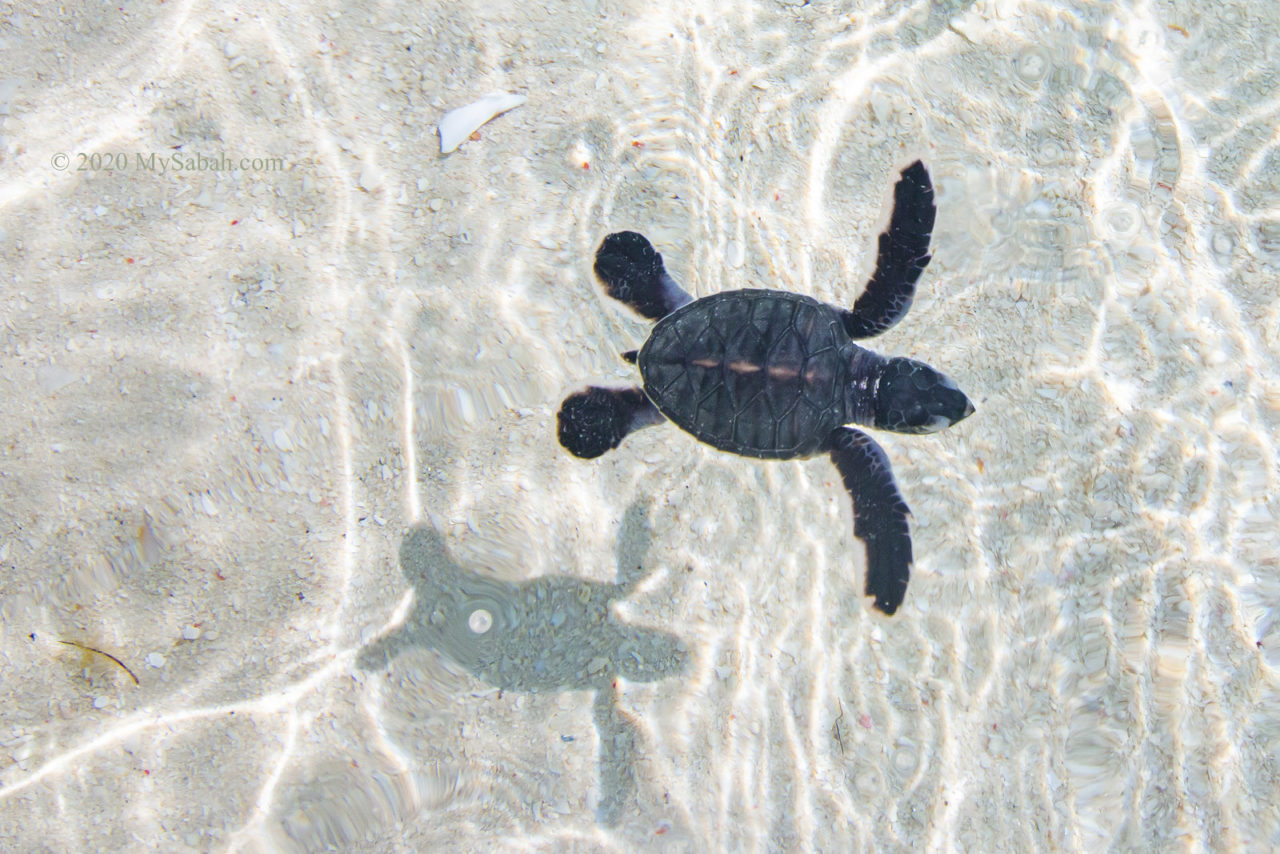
top-left (726, 240), bottom-right (745, 269)
top-left (358, 167), bottom-right (381, 192)
top-left (181, 626), bottom-right (201, 641)
top-left (870, 92), bottom-right (891, 124)
top-left (428, 198), bottom-right (444, 212)
top-left (273, 428), bottom-right (294, 452)
top-left (468, 608), bottom-right (493, 634)
top-left (145, 653), bottom-right (165, 668)
top-left (93, 696), bottom-right (109, 709)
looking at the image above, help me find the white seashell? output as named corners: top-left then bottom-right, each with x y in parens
top-left (36, 364), bottom-right (79, 394)
top-left (438, 92), bottom-right (527, 154)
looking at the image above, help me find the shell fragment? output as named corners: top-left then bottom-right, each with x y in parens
top-left (438, 92), bottom-right (527, 154)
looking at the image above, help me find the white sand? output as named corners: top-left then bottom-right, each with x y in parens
top-left (1, 0), bottom-right (1279, 850)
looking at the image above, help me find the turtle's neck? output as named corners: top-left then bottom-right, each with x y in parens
top-left (843, 344), bottom-right (886, 427)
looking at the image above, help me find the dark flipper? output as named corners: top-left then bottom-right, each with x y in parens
top-left (824, 427), bottom-right (913, 615)
top-left (557, 386), bottom-right (665, 459)
top-left (594, 231), bottom-right (694, 320)
top-left (841, 160), bottom-right (936, 339)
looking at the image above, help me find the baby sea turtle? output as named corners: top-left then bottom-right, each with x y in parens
top-left (557, 161), bottom-right (973, 615)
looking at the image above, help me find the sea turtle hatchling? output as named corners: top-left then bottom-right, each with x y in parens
top-left (557, 161), bottom-right (973, 615)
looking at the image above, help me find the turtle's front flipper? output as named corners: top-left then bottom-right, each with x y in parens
top-left (824, 427), bottom-right (913, 615)
top-left (594, 231), bottom-right (693, 320)
top-left (557, 386), bottom-right (665, 459)
top-left (841, 160), bottom-right (936, 339)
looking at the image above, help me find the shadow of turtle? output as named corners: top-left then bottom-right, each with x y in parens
top-left (357, 501), bottom-right (686, 825)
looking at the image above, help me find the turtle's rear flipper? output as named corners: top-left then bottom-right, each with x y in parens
top-left (558, 386), bottom-right (665, 459)
top-left (841, 160), bottom-right (936, 339)
top-left (594, 231), bottom-right (693, 320)
top-left (824, 427), bottom-right (913, 615)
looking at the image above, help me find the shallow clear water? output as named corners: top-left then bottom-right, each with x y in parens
top-left (1, 0), bottom-right (1278, 851)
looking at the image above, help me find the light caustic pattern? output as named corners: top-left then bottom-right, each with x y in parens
top-left (0, 0), bottom-right (1278, 851)
top-left (549, 0), bottom-right (1280, 851)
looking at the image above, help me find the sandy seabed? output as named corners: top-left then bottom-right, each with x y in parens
top-left (1, 0), bottom-right (1279, 851)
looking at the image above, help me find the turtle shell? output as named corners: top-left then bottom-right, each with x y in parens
top-left (637, 289), bottom-right (853, 458)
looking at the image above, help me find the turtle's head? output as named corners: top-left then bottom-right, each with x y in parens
top-left (874, 357), bottom-right (974, 434)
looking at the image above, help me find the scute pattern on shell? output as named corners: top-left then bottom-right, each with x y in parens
top-left (638, 289), bottom-right (851, 458)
